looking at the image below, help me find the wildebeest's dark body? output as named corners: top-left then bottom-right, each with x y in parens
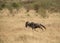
top-left (25, 21), bottom-right (46, 30)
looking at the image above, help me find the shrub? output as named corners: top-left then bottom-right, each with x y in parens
top-left (11, 3), bottom-right (22, 9)
top-left (26, 14), bottom-right (30, 16)
top-left (0, 3), bottom-right (6, 10)
top-left (38, 8), bottom-right (47, 18)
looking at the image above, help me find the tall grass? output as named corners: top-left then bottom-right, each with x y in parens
top-left (0, 0), bottom-right (60, 17)
top-left (0, 38), bottom-right (4, 43)
top-left (0, 0), bottom-right (60, 10)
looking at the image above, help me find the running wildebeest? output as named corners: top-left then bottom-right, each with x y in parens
top-left (25, 21), bottom-right (46, 30)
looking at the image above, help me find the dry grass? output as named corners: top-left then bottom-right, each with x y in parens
top-left (0, 9), bottom-right (60, 43)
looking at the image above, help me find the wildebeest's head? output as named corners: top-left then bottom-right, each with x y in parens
top-left (25, 21), bottom-right (39, 29)
top-left (25, 21), bottom-right (29, 27)
top-left (25, 21), bottom-right (34, 28)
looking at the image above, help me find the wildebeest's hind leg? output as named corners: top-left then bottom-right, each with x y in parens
top-left (40, 24), bottom-right (46, 30)
top-left (39, 26), bottom-right (43, 30)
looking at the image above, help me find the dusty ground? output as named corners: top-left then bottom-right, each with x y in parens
top-left (0, 9), bottom-right (60, 43)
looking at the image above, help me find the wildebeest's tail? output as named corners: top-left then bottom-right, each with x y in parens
top-left (40, 24), bottom-right (46, 30)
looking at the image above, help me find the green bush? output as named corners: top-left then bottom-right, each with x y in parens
top-left (0, 0), bottom-right (60, 12)
top-left (11, 2), bottom-right (22, 9)
top-left (38, 8), bottom-right (47, 18)
top-left (0, 3), bottom-right (6, 10)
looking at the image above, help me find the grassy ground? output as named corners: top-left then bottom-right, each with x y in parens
top-left (0, 9), bottom-right (60, 43)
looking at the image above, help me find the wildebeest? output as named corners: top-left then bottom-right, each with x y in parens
top-left (25, 21), bottom-right (46, 30)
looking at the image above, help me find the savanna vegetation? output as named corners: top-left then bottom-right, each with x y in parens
top-left (0, 0), bottom-right (60, 18)
top-left (0, 0), bottom-right (60, 12)
top-left (0, 0), bottom-right (60, 43)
